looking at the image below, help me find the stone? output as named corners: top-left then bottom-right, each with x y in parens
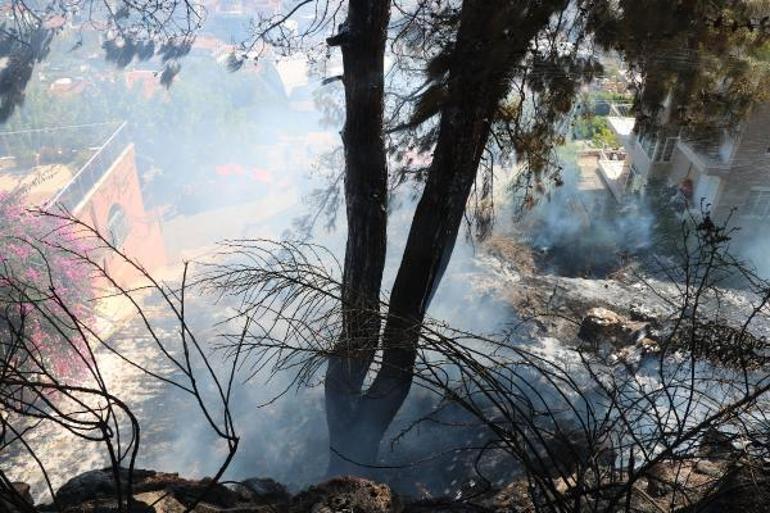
top-left (1, 482), bottom-right (34, 513)
top-left (45, 468), bottom-right (272, 513)
top-left (637, 337), bottom-right (660, 354)
top-left (290, 477), bottom-right (401, 513)
top-left (693, 460), bottom-right (770, 513)
top-left (611, 345), bottom-right (642, 370)
top-left (694, 460), bottom-right (722, 478)
top-left (234, 478), bottom-right (290, 506)
top-left (699, 428), bottom-right (735, 459)
top-left (578, 307), bottom-right (646, 347)
top-left (553, 473), bottom-right (577, 495)
top-left (134, 491), bottom-right (188, 513)
top-left (645, 463), bottom-right (674, 498)
top-left (60, 497), bottom-right (155, 513)
top-left (629, 303), bottom-right (659, 323)
top-left (55, 469), bottom-right (125, 509)
top-left (12, 482), bottom-right (33, 505)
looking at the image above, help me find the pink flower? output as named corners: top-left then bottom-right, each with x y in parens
top-left (0, 195), bottom-right (93, 379)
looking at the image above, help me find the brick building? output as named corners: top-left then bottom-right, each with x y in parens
top-left (0, 122), bottom-right (166, 288)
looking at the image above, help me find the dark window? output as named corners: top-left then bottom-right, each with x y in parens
top-left (662, 137), bottom-right (677, 162)
top-left (106, 203), bottom-right (129, 247)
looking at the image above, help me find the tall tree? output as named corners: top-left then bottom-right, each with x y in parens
top-left (323, 1), bottom-right (392, 474)
top-left (4, 0), bottom-right (769, 477)
top-left (338, 0), bottom-right (579, 468)
top-left (292, 0), bottom-right (770, 471)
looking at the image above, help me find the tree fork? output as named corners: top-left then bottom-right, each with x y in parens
top-left (344, 0), bottom-right (566, 467)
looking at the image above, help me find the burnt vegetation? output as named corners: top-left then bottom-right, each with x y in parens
top-left (199, 211), bottom-right (770, 513)
top-left (1, 0), bottom-right (770, 512)
top-left (4, 208), bottom-right (769, 512)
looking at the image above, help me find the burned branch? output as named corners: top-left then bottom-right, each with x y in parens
top-left (202, 214), bottom-right (770, 512)
top-left (0, 209), bottom-right (242, 512)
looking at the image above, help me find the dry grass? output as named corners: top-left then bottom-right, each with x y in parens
top-left (483, 235), bottom-right (538, 275)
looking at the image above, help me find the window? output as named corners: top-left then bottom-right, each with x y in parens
top-left (661, 137), bottom-right (678, 162)
top-left (638, 129), bottom-right (658, 160)
top-left (745, 189), bottom-right (770, 219)
top-left (106, 203), bottom-right (129, 247)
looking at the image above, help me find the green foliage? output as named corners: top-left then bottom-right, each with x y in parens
top-left (584, 90), bottom-right (634, 116)
top-left (592, 123), bottom-right (619, 148)
top-left (592, 91), bottom-right (633, 103)
top-left (572, 115), bottom-right (620, 148)
top-left (589, 0), bottom-right (770, 131)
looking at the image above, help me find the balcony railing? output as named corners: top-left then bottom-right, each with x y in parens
top-left (608, 103), bottom-right (633, 117)
top-left (676, 138), bottom-right (732, 176)
top-left (47, 121), bottom-right (130, 213)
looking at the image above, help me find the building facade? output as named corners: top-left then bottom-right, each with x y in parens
top-left (0, 122), bottom-right (166, 288)
top-left (49, 122), bottom-right (167, 287)
top-left (606, 102), bottom-right (770, 229)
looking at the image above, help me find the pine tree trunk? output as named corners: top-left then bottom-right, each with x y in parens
top-left (350, 92), bottom-right (495, 464)
top-left (324, 0), bottom-right (390, 476)
top-left (345, 0), bottom-right (561, 464)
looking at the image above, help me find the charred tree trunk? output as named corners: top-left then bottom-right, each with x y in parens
top-left (343, 0), bottom-right (567, 466)
top-left (324, 1), bottom-right (391, 476)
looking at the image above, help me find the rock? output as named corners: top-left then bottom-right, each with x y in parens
top-left (234, 478), bottom-right (290, 506)
top-left (645, 463), bottom-right (674, 498)
top-left (12, 482), bottom-right (33, 505)
top-left (134, 491), bottom-right (188, 513)
top-left (290, 477), bottom-right (401, 513)
top-left (578, 307), bottom-right (646, 348)
top-left (45, 468), bottom-right (273, 513)
top-left (637, 337), bottom-right (660, 354)
top-left (611, 345), bottom-right (642, 371)
top-left (699, 427), bottom-right (735, 459)
top-left (58, 497), bottom-right (155, 513)
top-left (54, 468), bottom-right (167, 509)
top-left (56, 469), bottom-right (118, 507)
top-left (553, 473), bottom-right (577, 495)
top-left (694, 459), bottom-right (722, 478)
top-left (1, 482), bottom-right (34, 513)
top-left (487, 479), bottom-right (534, 513)
top-left (629, 303), bottom-right (659, 323)
top-left (525, 430), bottom-right (616, 480)
top-left (689, 460), bottom-right (770, 513)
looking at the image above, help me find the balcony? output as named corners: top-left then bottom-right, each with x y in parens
top-left (675, 138), bottom-right (732, 176)
top-left (606, 115), bottom-right (635, 147)
top-left (597, 148), bottom-right (629, 202)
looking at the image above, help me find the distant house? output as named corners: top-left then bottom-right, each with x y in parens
top-left (0, 122), bottom-right (167, 288)
top-left (49, 77), bottom-right (88, 97)
top-left (124, 70), bottom-right (163, 98)
top-left (605, 100), bottom-right (770, 228)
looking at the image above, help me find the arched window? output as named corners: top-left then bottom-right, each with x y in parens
top-left (106, 203), bottom-right (129, 248)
